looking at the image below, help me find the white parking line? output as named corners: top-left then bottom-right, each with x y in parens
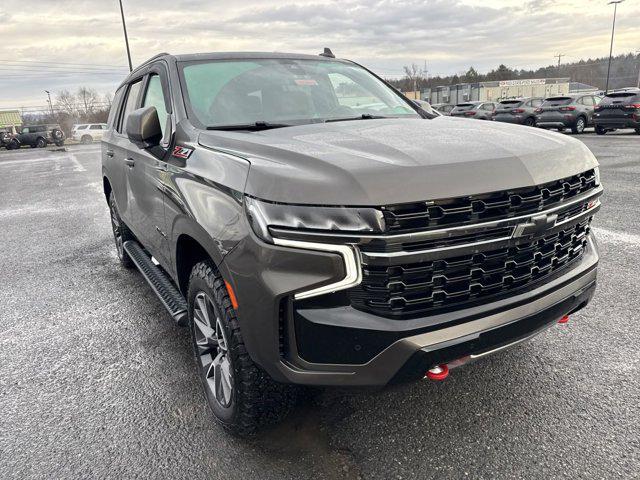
top-left (592, 227), bottom-right (640, 246)
top-left (0, 155), bottom-right (71, 166)
top-left (68, 153), bottom-right (87, 172)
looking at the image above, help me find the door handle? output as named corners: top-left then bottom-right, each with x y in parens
top-left (124, 158), bottom-right (135, 168)
top-left (106, 150), bottom-right (114, 157)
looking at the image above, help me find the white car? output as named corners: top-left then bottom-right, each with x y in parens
top-left (71, 123), bottom-right (107, 143)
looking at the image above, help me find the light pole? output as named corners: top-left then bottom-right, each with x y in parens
top-left (118, 0), bottom-right (133, 72)
top-left (604, 0), bottom-right (624, 94)
top-left (44, 90), bottom-right (54, 116)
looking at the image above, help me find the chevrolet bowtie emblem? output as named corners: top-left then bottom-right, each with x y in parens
top-left (513, 213), bottom-right (558, 238)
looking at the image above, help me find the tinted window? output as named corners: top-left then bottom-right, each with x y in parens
top-left (118, 80), bottom-right (142, 133)
top-left (482, 103), bottom-right (494, 110)
top-left (542, 97), bottom-right (572, 106)
top-left (600, 92), bottom-right (638, 104)
top-left (499, 100), bottom-right (522, 108)
top-left (142, 74), bottom-right (169, 137)
top-left (89, 125), bottom-right (102, 130)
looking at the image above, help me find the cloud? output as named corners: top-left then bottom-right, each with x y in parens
top-left (0, 0), bottom-right (638, 107)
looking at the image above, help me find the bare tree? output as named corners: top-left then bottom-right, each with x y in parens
top-left (403, 63), bottom-right (422, 94)
top-left (55, 90), bottom-right (77, 116)
top-left (77, 87), bottom-right (100, 116)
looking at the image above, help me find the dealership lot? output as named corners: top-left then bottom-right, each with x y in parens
top-left (1, 134), bottom-right (638, 479)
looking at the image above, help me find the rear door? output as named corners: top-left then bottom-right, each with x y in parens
top-left (108, 78), bottom-right (144, 233)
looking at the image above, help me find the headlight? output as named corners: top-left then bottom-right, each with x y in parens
top-left (593, 166), bottom-right (601, 186)
top-left (244, 197), bottom-right (385, 242)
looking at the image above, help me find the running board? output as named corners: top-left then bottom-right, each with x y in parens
top-left (123, 240), bottom-right (188, 326)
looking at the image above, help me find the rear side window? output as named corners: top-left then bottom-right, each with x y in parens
top-left (89, 125), bottom-right (102, 130)
top-left (107, 88), bottom-right (125, 129)
top-left (117, 80), bottom-right (143, 133)
top-left (142, 74), bottom-right (169, 137)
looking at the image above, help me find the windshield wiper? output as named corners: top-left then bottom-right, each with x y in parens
top-left (325, 114), bottom-right (392, 123)
top-left (206, 121), bottom-right (291, 131)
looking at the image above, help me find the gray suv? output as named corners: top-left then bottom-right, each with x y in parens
top-left (450, 101), bottom-right (496, 120)
top-left (102, 51), bottom-right (601, 435)
top-left (493, 97), bottom-right (543, 127)
top-left (536, 94), bottom-right (601, 134)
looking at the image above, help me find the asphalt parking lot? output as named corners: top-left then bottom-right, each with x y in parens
top-left (1, 132), bottom-right (639, 479)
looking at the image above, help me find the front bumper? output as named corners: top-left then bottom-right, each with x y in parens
top-left (223, 225), bottom-right (599, 387)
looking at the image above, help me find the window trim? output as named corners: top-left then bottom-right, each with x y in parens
top-left (115, 78), bottom-right (144, 136)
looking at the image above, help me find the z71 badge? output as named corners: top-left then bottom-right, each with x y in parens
top-left (172, 146), bottom-right (193, 159)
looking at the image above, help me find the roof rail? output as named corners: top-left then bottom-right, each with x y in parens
top-left (133, 52), bottom-right (171, 72)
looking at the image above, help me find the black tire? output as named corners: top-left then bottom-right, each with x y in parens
top-left (36, 137), bottom-right (47, 148)
top-left (7, 140), bottom-right (18, 150)
top-left (81, 135), bottom-right (92, 144)
top-left (108, 191), bottom-right (134, 269)
top-left (187, 260), bottom-right (296, 436)
top-left (523, 117), bottom-right (536, 127)
top-left (557, 127), bottom-right (565, 132)
top-left (635, 128), bottom-right (640, 135)
top-left (595, 125), bottom-right (607, 135)
top-left (55, 141), bottom-right (64, 147)
top-left (571, 116), bottom-right (586, 134)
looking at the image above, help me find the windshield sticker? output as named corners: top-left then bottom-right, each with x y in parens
top-left (295, 78), bottom-right (318, 86)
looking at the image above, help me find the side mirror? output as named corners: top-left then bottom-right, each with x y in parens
top-left (126, 106), bottom-right (162, 149)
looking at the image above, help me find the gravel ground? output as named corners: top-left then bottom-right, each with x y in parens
top-left (1, 133), bottom-right (638, 479)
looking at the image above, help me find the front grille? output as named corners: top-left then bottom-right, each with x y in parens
top-left (349, 218), bottom-right (592, 318)
top-left (382, 169), bottom-right (597, 233)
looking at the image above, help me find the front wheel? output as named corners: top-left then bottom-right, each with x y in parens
top-left (36, 137), bottom-right (47, 148)
top-left (108, 191), bottom-right (134, 268)
top-left (595, 125), bottom-right (607, 135)
top-left (188, 261), bottom-right (297, 436)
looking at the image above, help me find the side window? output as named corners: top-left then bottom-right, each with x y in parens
top-left (107, 88), bottom-right (125, 129)
top-left (482, 103), bottom-right (494, 111)
top-left (576, 97), bottom-right (586, 105)
top-left (532, 99), bottom-right (543, 107)
top-left (22, 127), bottom-right (30, 134)
top-left (592, 96), bottom-right (601, 105)
top-left (117, 80), bottom-right (143, 134)
top-left (89, 125), bottom-right (102, 130)
top-left (142, 74), bottom-right (169, 137)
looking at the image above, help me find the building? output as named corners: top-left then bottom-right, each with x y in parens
top-left (422, 78), bottom-right (593, 105)
top-left (0, 109), bottom-right (22, 129)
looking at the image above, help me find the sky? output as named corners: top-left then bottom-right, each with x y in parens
top-left (0, 0), bottom-right (638, 108)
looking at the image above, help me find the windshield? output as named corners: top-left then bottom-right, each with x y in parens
top-left (179, 58), bottom-right (419, 128)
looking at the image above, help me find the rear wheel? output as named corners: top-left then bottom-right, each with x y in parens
top-left (571, 116), bottom-right (586, 134)
top-left (36, 137), bottom-right (46, 148)
top-left (81, 135), bottom-right (92, 144)
top-left (635, 128), bottom-right (640, 135)
top-left (188, 261), bottom-right (297, 436)
top-left (108, 191), bottom-right (134, 269)
top-left (523, 117), bottom-right (536, 127)
top-left (595, 125), bottom-right (607, 135)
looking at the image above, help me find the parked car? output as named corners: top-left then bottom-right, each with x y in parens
top-left (103, 51), bottom-right (601, 435)
top-left (10, 124), bottom-right (65, 148)
top-left (72, 123), bottom-right (108, 143)
top-left (412, 99), bottom-right (439, 115)
top-left (450, 101), bottom-right (496, 120)
top-left (535, 94), bottom-right (600, 134)
top-left (593, 89), bottom-right (640, 135)
top-left (432, 103), bottom-right (454, 115)
top-left (0, 126), bottom-right (18, 149)
top-left (492, 97), bottom-right (543, 127)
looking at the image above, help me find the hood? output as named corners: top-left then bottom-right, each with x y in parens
top-left (197, 117), bottom-right (598, 206)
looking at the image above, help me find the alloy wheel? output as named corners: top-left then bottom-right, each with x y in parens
top-left (193, 292), bottom-right (234, 408)
top-left (576, 118), bottom-right (585, 133)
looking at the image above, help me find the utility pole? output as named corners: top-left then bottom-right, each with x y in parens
top-left (554, 53), bottom-right (565, 73)
top-left (118, 0), bottom-right (133, 72)
top-left (44, 90), bottom-right (54, 116)
top-left (605, 0), bottom-right (624, 94)
top-left (636, 49), bottom-right (640, 89)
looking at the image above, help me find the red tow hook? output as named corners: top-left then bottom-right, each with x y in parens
top-left (426, 364), bottom-right (449, 381)
top-left (558, 315), bottom-right (570, 324)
